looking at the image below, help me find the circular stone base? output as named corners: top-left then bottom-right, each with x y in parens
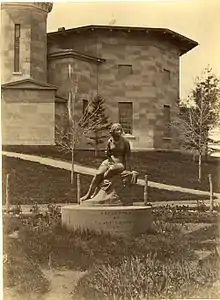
top-left (61, 205), bottom-right (152, 236)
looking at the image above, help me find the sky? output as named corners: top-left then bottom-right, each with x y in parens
top-left (47, 0), bottom-right (220, 100)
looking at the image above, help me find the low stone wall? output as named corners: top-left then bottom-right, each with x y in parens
top-left (61, 205), bottom-right (152, 236)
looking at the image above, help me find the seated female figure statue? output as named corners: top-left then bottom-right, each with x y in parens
top-left (80, 123), bottom-right (132, 202)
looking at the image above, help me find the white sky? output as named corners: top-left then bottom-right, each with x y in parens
top-left (47, 0), bottom-right (220, 100)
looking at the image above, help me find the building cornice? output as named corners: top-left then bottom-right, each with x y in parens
top-left (1, 2), bottom-right (53, 13)
top-left (55, 94), bottom-right (67, 103)
top-left (48, 49), bottom-right (106, 64)
top-left (1, 78), bottom-right (57, 90)
top-left (48, 25), bottom-right (198, 56)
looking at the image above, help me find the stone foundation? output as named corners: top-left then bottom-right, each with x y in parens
top-left (61, 205), bottom-right (152, 236)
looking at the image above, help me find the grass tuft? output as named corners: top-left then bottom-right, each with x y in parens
top-left (74, 255), bottom-right (219, 300)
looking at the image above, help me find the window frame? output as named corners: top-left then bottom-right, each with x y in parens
top-left (118, 64), bottom-right (133, 76)
top-left (14, 24), bottom-right (21, 72)
top-left (163, 104), bottom-right (171, 138)
top-left (82, 99), bottom-right (89, 115)
top-left (118, 101), bottom-right (133, 134)
top-left (163, 69), bottom-right (171, 81)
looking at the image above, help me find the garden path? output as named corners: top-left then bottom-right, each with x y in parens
top-left (3, 269), bottom-right (86, 300)
top-left (41, 268), bottom-right (86, 300)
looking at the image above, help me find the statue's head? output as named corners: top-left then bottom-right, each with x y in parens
top-left (110, 123), bottom-right (123, 138)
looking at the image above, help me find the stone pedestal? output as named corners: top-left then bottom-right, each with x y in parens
top-left (61, 205), bottom-right (152, 236)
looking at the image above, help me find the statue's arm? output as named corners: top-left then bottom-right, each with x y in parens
top-left (124, 140), bottom-right (132, 171)
top-left (105, 139), bottom-right (111, 159)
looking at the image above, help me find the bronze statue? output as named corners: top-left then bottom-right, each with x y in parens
top-left (80, 123), bottom-right (138, 206)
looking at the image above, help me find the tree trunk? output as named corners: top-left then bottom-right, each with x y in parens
top-left (94, 131), bottom-right (98, 158)
top-left (71, 135), bottom-right (75, 184)
top-left (204, 131), bottom-right (209, 162)
top-left (192, 152), bottom-right (197, 162)
top-left (198, 153), bottom-right (202, 182)
top-left (94, 145), bottom-right (98, 158)
top-left (208, 174), bottom-right (213, 212)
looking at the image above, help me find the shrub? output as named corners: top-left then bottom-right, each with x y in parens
top-left (152, 205), bottom-right (219, 223)
top-left (74, 255), bottom-right (219, 300)
top-left (3, 214), bottom-right (22, 234)
top-left (17, 216), bottom-right (196, 270)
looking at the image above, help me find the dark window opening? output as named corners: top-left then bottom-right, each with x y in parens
top-left (118, 102), bottom-right (133, 134)
top-left (163, 69), bottom-right (171, 81)
top-left (14, 24), bottom-right (21, 72)
top-left (164, 105), bottom-right (171, 137)
top-left (82, 99), bottom-right (89, 115)
top-left (118, 64), bottom-right (133, 76)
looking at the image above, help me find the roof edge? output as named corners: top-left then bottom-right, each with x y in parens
top-left (55, 94), bottom-right (68, 103)
top-left (48, 25), bottom-right (198, 56)
top-left (48, 49), bottom-right (105, 64)
top-left (1, 78), bottom-right (57, 90)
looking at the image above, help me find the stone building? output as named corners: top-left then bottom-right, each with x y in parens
top-left (1, 2), bottom-right (198, 149)
top-left (1, 2), bottom-right (57, 145)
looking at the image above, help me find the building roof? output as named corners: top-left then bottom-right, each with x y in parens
top-left (48, 49), bottom-right (105, 64)
top-left (1, 78), bottom-right (57, 90)
top-left (48, 25), bottom-right (198, 56)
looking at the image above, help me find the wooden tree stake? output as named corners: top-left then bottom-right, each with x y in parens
top-left (144, 175), bottom-right (148, 205)
top-left (48, 252), bottom-right (52, 269)
top-left (77, 173), bottom-right (81, 204)
top-left (208, 173), bottom-right (213, 212)
top-left (6, 173), bottom-right (10, 213)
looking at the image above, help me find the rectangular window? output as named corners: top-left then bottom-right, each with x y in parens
top-left (14, 24), bottom-right (21, 72)
top-left (118, 64), bottom-right (133, 76)
top-left (118, 102), bottom-right (133, 134)
top-left (163, 69), bottom-right (170, 81)
top-left (82, 99), bottom-right (89, 115)
top-left (163, 105), bottom-right (171, 137)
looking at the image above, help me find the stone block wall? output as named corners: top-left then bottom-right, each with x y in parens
top-left (55, 34), bottom-right (100, 57)
top-left (30, 9), bottom-right (48, 82)
top-left (48, 53), bottom-right (99, 147)
top-left (48, 30), bottom-right (181, 150)
top-left (55, 101), bottom-right (68, 143)
top-left (1, 5), bottom-right (31, 83)
top-left (48, 54), bottom-right (98, 102)
top-left (97, 33), bottom-right (180, 150)
top-left (2, 89), bottom-right (55, 145)
top-left (1, 4), bottom-right (48, 83)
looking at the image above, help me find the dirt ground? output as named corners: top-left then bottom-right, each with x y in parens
top-left (41, 268), bottom-right (86, 300)
top-left (4, 268), bottom-right (86, 300)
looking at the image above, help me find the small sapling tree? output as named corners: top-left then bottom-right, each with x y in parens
top-left (56, 65), bottom-right (104, 184)
top-left (82, 94), bottom-right (112, 157)
top-left (174, 67), bottom-right (220, 182)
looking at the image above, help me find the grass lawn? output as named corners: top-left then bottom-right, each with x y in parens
top-left (2, 156), bottom-right (212, 205)
top-left (3, 208), bottom-right (219, 299)
top-left (2, 149), bottom-right (220, 299)
top-left (3, 236), bottom-right (50, 297)
top-left (3, 145), bottom-right (220, 193)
